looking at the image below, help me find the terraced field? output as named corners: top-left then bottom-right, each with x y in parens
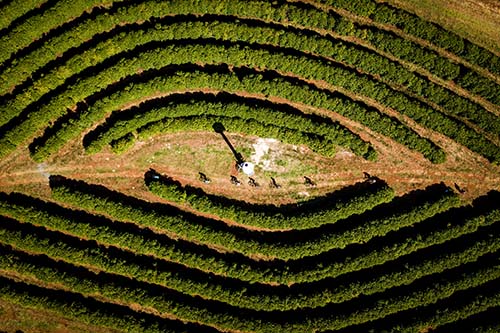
top-left (0, 0), bottom-right (499, 332)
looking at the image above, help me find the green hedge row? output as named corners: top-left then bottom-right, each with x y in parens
top-left (3, 3), bottom-right (495, 162)
top-left (3, 14), bottom-right (496, 137)
top-left (1, 213), bottom-right (498, 313)
top-left (323, 0), bottom-right (500, 76)
top-left (0, 0), bottom-right (123, 65)
top-left (0, 0), bottom-right (48, 31)
top-left (87, 94), bottom-right (375, 160)
top-left (0, 276), bottom-right (200, 333)
top-left (2, 191), bottom-right (499, 286)
top-left (4, 0), bottom-right (496, 111)
top-left (106, 109), bottom-right (364, 159)
top-left (381, 284), bottom-right (500, 333)
top-left (50, 176), bottom-right (459, 260)
top-left (25, 64), bottom-right (439, 164)
top-left (0, 219), bottom-right (498, 314)
top-left (0, 218), bottom-right (498, 333)
top-left (146, 172), bottom-right (393, 230)
top-left (338, 20), bottom-right (500, 106)
top-left (1, 3), bottom-right (498, 161)
top-left (135, 115), bottom-right (341, 158)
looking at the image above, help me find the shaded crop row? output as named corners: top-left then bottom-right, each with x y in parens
top-left (86, 92), bottom-right (375, 159)
top-left (0, 214), bottom-right (498, 313)
top-left (145, 170), bottom-right (392, 230)
top-left (3, 0), bottom-right (497, 110)
top-left (49, 175), bottom-right (459, 260)
top-left (2, 190), bottom-right (499, 286)
top-left (324, 0), bottom-right (500, 77)
top-left (0, 0), bottom-right (50, 32)
top-left (3, 14), bottom-right (496, 138)
top-left (0, 0), bottom-right (124, 65)
top-left (335, 279), bottom-right (500, 333)
top-left (20, 61), bottom-right (441, 164)
top-left (0, 217), bottom-right (498, 333)
top-left (431, 307), bottom-right (500, 333)
top-left (0, 274), bottom-right (217, 333)
top-left (3, 4), bottom-right (497, 162)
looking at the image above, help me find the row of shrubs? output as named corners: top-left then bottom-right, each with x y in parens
top-left (0, 275), bottom-right (200, 333)
top-left (87, 92), bottom-right (376, 159)
top-left (3, 0), bottom-right (497, 110)
top-left (25, 64), bottom-right (440, 163)
top-left (0, 218), bottom-right (497, 333)
top-left (49, 176), bottom-right (459, 260)
top-left (0, 218), bottom-right (497, 313)
top-left (2, 264), bottom-right (496, 333)
top-left (145, 171), bottom-right (392, 230)
top-left (2, 4), bottom-right (496, 161)
top-left (0, 0), bottom-right (46, 31)
top-left (4, 15), bottom-right (496, 162)
top-left (325, 0), bottom-right (500, 77)
top-left (18, 47), bottom-right (444, 164)
top-left (0, 0), bottom-right (122, 65)
top-left (2, 190), bottom-right (499, 286)
top-left (86, 19), bottom-right (498, 139)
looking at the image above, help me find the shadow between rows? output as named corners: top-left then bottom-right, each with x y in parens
top-left (145, 170), bottom-right (455, 242)
top-left (329, 272), bottom-right (500, 333)
top-left (26, 59), bottom-right (385, 159)
top-left (431, 305), bottom-right (500, 333)
top-left (0, 0), bottom-right (134, 76)
top-left (1, 194), bottom-right (499, 318)
top-left (45, 175), bottom-right (500, 256)
top-left (46, 176), bottom-right (500, 262)
top-left (12, 35), bottom-right (416, 152)
top-left (2, 189), bottom-right (498, 292)
top-left (281, 188), bottom-right (500, 268)
top-left (146, 169), bottom-right (388, 218)
top-left (0, 267), bottom-right (221, 333)
top-left (0, 0), bottom-right (57, 44)
top-left (2, 214), bottom-right (498, 325)
top-left (1, 3), bottom-right (377, 101)
top-left (82, 90), bottom-right (346, 149)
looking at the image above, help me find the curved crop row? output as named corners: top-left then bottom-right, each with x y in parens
top-left (324, 0), bottom-right (500, 76)
top-left (2, 4), bottom-right (497, 162)
top-left (49, 175), bottom-right (460, 260)
top-left (100, 100), bottom-right (372, 159)
top-left (0, 274), bottom-right (214, 333)
top-left (12, 38), bottom-right (448, 163)
top-left (0, 221), bottom-right (497, 333)
top-left (340, 280), bottom-right (500, 333)
top-left (1, 190), bottom-right (499, 286)
top-left (145, 171), bottom-right (392, 230)
top-left (25, 65), bottom-right (441, 164)
top-left (85, 92), bottom-right (375, 159)
top-left (2, 14), bottom-right (496, 137)
top-left (0, 0), bottom-right (123, 65)
top-left (0, 213), bottom-right (498, 312)
top-left (2, 0), bottom-right (497, 111)
top-left (0, 0), bottom-right (49, 32)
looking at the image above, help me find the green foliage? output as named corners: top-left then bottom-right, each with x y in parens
top-left (88, 95), bottom-right (374, 159)
top-left (0, 276), bottom-right (189, 333)
top-left (2, 190), bottom-right (499, 286)
top-left (322, 0), bottom-right (500, 76)
top-left (49, 176), bottom-right (459, 260)
top-left (146, 173), bottom-right (393, 230)
top-left (0, 221), bottom-right (497, 313)
top-left (0, 218), bottom-right (498, 333)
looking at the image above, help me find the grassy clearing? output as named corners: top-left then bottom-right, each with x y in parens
top-left (382, 0), bottom-right (500, 55)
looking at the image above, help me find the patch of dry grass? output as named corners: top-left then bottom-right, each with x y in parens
top-left (381, 0), bottom-right (500, 55)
